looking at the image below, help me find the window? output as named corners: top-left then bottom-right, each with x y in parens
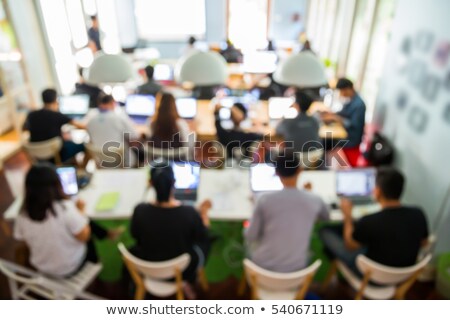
top-left (228, 0), bottom-right (268, 51)
top-left (134, 0), bottom-right (206, 41)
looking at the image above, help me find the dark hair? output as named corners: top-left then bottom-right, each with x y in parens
top-left (150, 163), bottom-right (175, 203)
top-left (233, 102), bottom-right (247, 118)
top-left (295, 90), bottom-right (313, 113)
top-left (151, 92), bottom-right (180, 141)
top-left (144, 65), bottom-right (154, 79)
top-left (275, 152), bottom-right (301, 178)
top-left (42, 89), bottom-right (57, 105)
top-left (24, 163), bottom-right (66, 222)
top-left (98, 94), bottom-right (114, 106)
top-left (336, 78), bottom-right (354, 90)
top-left (376, 167), bottom-right (405, 200)
top-left (90, 15), bottom-right (97, 21)
top-left (188, 36), bottom-right (196, 45)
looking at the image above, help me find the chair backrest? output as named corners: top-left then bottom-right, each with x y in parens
top-left (118, 243), bottom-right (190, 280)
top-left (85, 143), bottom-right (124, 168)
top-left (23, 137), bottom-right (62, 161)
top-left (244, 259), bottom-right (322, 291)
top-left (356, 254), bottom-right (432, 285)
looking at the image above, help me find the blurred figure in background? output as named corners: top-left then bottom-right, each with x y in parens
top-left (220, 39), bottom-right (243, 63)
top-left (137, 65), bottom-right (163, 96)
top-left (87, 15), bottom-right (101, 52)
top-left (74, 68), bottom-right (102, 109)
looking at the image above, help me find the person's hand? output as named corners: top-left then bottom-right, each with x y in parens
top-left (75, 199), bottom-right (86, 213)
top-left (199, 199), bottom-right (212, 213)
top-left (303, 182), bottom-right (313, 191)
top-left (321, 112), bottom-right (336, 122)
top-left (340, 198), bottom-right (353, 220)
top-left (214, 104), bottom-right (222, 114)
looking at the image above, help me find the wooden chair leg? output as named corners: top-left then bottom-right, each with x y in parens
top-left (237, 269), bottom-right (247, 296)
top-left (394, 269), bottom-right (423, 300)
top-left (198, 267), bottom-right (209, 291)
top-left (175, 268), bottom-right (184, 300)
top-left (122, 257), bottom-right (146, 300)
top-left (296, 272), bottom-right (315, 300)
top-left (355, 270), bottom-right (371, 300)
top-left (321, 260), bottom-right (337, 292)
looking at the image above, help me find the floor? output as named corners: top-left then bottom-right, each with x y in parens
top-left (0, 150), bottom-right (444, 300)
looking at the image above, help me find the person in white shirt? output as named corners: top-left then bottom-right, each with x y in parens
top-left (13, 164), bottom-right (109, 277)
top-left (87, 94), bottom-right (139, 167)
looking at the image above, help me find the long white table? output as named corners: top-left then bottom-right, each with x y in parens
top-left (4, 167), bottom-right (379, 221)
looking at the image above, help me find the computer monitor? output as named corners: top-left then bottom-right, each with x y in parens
top-left (125, 95), bottom-right (156, 117)
top-left (59, 94), bottom-right (89, 117)
top-left (219, 96), bottom-right (252, 120)
top-left (172, 162), bottom-right (201, 191)
top-left (56, 167), bottom-right (78, 196)
top-left (336, 168), bottom-right (376, 197)
top-left (176, 98), bottom-right (197, 119)
top-left (268, 97), bottom-right (296, 120)
top-left (243, 51), bottom-right (278, 74)
top-left (153, 64), bottom-right (173, 81)
top-left (250, 163), bottom-right (283, 192)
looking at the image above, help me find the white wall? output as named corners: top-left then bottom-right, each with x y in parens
top-left (373, 0), bottom-right (450, 254)
top-left (7, 0), bottom-right (55, 106)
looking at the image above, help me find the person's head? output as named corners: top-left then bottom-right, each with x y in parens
top-left (226, 39), bottom-right (234, 48)
top-left (303, 40), bottom-right (312, 50)
top-left (373, 167), bottom-right (405, 203)
top-left (295, 90), bottom-right (314, 113)
top-left (144, 65), bottom-right (155, 81)
top-left (42, 88), bottom-right (58, 110)
top-left (91, 15), bottom-right (98, 29)
top-left (336, 78), bottom-right (355, 99)
top-left (98, 94), bottom-right (115, 111)
top-left (150, 162), bottom-right (175, 203)
top-left (152, 92), bottom-right (180, 140)
top-left (188, 36), bottom-right (196, 46)
top-left (275, 152), bottom-right (301, 186)
top-left (230, 102), bottom-right (247, 127)
top-left (24, 163), bottom-right (66, 222)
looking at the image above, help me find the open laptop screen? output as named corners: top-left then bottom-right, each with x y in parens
top-left (172, 162), bottom-right (200, 190)
top-left (336, 168), bottom-right (376, 197)
top-left (153, 64), bottom-right (173, 81)
top-left (268, 97), bottom-right (296, 120)
top-left (176, 98), bottom-right (197, 119)
top-left (125, 95), bottom-right (156, 117)
top-left (56, 167), bottom-right (78, 196)
top-left (250, 163), bottom-right (283, 192)
top-left (59, 94), bottom-right (89, 116)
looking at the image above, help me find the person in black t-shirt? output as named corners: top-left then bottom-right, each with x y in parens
top-left (23, 88), bottom-right (86, 162)
top-left (130, 163), bottom-right (212, 287)
top-left (319, 167), bottom-right (429, 275)
top-left (74, 68), bottom-right (102, 109)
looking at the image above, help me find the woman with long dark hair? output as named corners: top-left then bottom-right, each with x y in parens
top-left (147, 92), bottom-right (190, 149)
top-left (14, 163), bottom-right (111, 277)
top-left (130, 162), bottom-right (211, 290)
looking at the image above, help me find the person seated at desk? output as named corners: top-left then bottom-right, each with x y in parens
top-left (319, 167), bottom-right (429, 275)
top-left (220, 39), bottom-right (243, 63)
top-left (23, 88), bottom-right (86, 163)
top-left (145, 92), bottom-right (190, 149)
top-left (276, 90), bottom-right (322, 167)
top-left (13, 163), bottom-right (112, 277)
top-left (74, 68), bottom-right (102, 109)
top-left (136, 65), bottom-right (163, 96)
top-left (245, 152), bottom-right (329, 273)
top-left (214, 102), bottom-right (263, 160)
top-left (321, 78), bottom-right (366, 167)
top-left (130, 163), bottom-right (211, 289)
top-left (87, 94), bottom-right (138, 167)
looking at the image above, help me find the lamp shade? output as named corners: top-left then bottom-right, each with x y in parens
top-left (86, 53), bottom-right (134, 84)
top-left (174, 51), bottom-right (228, 86)
top-left (273, 52), bottom-right (327, 88)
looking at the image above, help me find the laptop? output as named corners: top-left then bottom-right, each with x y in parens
top-left (56, 167), bottom-right (79, 196)
top-left (153, 64), bottom-right (173, 82)
top-left (172, 162), bottom-right (201, 202)
top-left (336, 168), bottom-right (376, 204)
top-left (59, 94), bottom-right (90, 119)
top-left (250, 163), bottom-right (283, 193)
top-left (268, 97), bottom-right (296, 120)
top-left (125, 94), bottom-right (156, 124)
top-left (176, 97), bottom-right (197, 119)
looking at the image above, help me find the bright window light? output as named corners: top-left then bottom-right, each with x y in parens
top-left (82, 0), bottom-right (97, 16)
top-left (96, 0), bottom-right (121, 53)
top-left (65, 0), bottom-right (88, 49)
top-left (134, 0), bottom-right (206, 41)
top-left (228, 0), bottom-right (268, 51)
top-left (75, 47), bottom-right (94, 68)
